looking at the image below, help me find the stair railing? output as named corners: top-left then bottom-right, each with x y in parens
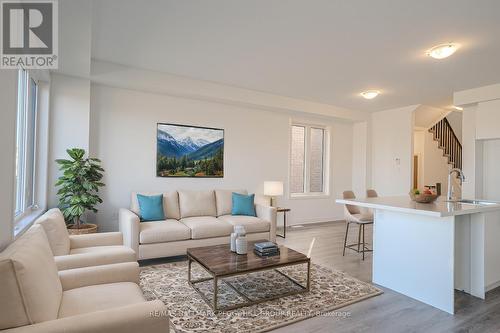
top-left (429, 118), bottom-right (462, 169)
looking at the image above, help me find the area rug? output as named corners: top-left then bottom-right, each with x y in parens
top-left (140, 261), bottom-right (382, 333)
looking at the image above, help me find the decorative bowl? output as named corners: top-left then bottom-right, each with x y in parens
top-left (409, 191), bottom-right (439, 204)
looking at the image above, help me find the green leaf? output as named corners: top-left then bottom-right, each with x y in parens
top-left (55, 148), bottom-right (104, 217)
top-left (55, 159), bottom-right (72, 166)
top-left (67, 148), bottom-right (85, 161)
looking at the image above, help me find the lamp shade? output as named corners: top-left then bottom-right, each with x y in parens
top-left (264, 181), bottom-right (284, 196)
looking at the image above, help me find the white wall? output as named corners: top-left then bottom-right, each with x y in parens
top-left (48, 74), bottom-right (91, 207)
top-left (461, 105), bottom-right (480, 198)
top-left (89, 84), bottom-right (353, 231)
top-left (91, 61), bottom-right (367, 122)
top-left (446, 111), bottom-right (463, 143)
top-left (483, 140), bottom-right (500, 200)
top-left (371, 105), bottom-right (416, 196)
top-left (352, 122), bottom-right (368, 195)
top-left (0, 70), bottom-right (18, 250)
top-left (414, 105), bottom-right (448, 129)
top-left (476, 100), bottom-right (500, 141)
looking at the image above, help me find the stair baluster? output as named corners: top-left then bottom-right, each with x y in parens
top-left (428, 118), bottom-right (462, 170)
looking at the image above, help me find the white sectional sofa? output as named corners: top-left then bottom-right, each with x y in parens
top-left (119, 190), bottom-right (277, 260)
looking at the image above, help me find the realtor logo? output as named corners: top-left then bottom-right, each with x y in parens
top-left (1, 0), bottom-right (58, 69)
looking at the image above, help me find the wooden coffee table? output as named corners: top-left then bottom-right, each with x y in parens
top-left (187, 240), bottom-right (311, 312)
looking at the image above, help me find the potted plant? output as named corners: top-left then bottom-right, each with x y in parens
top-left (55, 148), bottom-right (105, 235)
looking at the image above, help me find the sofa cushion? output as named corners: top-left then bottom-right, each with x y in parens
top-left (215, 189), bottom-right (248, 216)
top-left (136, 194), bottom-right (165, 221)
top-left (217, 215), bottom-right (270, 233)
top-left (58, 282), bottom-right (145, 318)
top-left (139, 220), bottom-right (191, 244)
top-left (178, 190), bottom-right (217, 218)
top-left (0, 225), bottom-right (62, 330)
top-left (34, 208), bottom-right (70, 256)
top-left (231, 193), bottom-right (256, 216)
top-left (180, 216), bottom-right (233, 239)
top-left (131, 191), bottom-right (180, 220)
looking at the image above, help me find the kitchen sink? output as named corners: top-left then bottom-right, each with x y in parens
top-left (447, 199), bottom-right (499, 206)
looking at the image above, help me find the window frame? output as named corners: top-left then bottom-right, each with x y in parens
top-left (288, 121), bottom-right (330, 199)
top-left (13, 68), bottom-right (42, 236)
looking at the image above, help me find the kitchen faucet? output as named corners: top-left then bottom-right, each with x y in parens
top-left (447, 168), bottom-right (465, 201)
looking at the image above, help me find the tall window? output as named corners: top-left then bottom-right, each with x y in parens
top-left (14, 69), bottom-right (38, 219)
top-left (290, 124), bottom-right (328, 195)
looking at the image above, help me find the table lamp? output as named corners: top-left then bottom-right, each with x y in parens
top-left (264, 181), bottom-right (283, 207)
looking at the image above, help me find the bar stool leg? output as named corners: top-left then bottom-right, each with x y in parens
top-left (362, 224), bottom-right (366, 260)
top-left (343, 222), bottom-right (350, 256)
top-left (357, 223), bottom-right (362, 252)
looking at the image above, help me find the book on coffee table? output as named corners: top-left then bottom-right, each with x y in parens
top-left (254, 248), bottom-right (280, 257)
top-left (254, 241), bottom-right (278, 251)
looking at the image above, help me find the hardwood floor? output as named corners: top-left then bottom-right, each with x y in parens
top-left (272, 221), bottom-right (500, 333)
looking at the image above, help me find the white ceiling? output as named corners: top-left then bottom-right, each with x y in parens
top-left (91, 0), bottom-right (500, 113)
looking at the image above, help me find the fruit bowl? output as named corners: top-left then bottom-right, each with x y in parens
top-left (409, 190), bottom-right (439, 203)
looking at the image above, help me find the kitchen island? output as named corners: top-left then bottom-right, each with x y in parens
top-left (336, 196), bottom-right (500, 314)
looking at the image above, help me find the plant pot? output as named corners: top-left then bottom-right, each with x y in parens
top-left (67, 223), bottom-right (98, 235)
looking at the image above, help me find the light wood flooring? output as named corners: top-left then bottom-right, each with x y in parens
top-left (272, 221), bottom-right (500, 333)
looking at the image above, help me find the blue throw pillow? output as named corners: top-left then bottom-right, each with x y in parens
top-left (137, 194), bottom-right (165, 222)
top-left (232, 193), bottom-right (256, 216)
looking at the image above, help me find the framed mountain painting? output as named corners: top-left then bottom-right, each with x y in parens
top-left (156, 123), bottom-right (224, 177)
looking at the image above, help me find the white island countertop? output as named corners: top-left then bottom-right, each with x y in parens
top-left (336, 196), bottom-right (500, 217)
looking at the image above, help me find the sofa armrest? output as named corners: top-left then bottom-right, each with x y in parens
top-left (119, 208), bottom-right (140, 257)
top-left (3, 300), bottom-right (169, 333)
top-left (55, 247), bottom-right (136, 271)
top-left (69, 232), bottom-right (124, 249)
top-left (58, 262), bottom-right (140, 291)
top-left (255, 204), bottom-right (277, 242)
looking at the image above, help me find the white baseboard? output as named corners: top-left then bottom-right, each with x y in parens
top-left (287, 217), bottom-right (343, 226)
top-left (485, 280), bottom-right (500, 292)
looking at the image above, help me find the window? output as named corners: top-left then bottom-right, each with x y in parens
top-left (14, 69), bottom-right (38, 220)
top-left (290, 124), bottom-right (328, 196)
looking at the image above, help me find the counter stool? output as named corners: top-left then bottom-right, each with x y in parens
top-left (342, 190), bottom-right (374, 260)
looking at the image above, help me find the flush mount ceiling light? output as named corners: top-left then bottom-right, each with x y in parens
top-left (427, 43), bottom-right (459, 59)
top-left (360, 90), bottom-right (380, 99)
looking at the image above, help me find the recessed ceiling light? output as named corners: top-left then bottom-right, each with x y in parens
top-left (360, 90), bottom-right (380, 99)
top-left (453, 105), bottom-right (463, 111)
top-left (427, 43), bottom-right (459, 59)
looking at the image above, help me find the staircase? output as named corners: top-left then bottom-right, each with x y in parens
top-left (429, 118), bottom-right (462, 169)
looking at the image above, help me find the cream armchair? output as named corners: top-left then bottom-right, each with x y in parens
top-left (35, 208), bottom-right (136, 271)
top-left (0, 225), bottom-right (169, 333)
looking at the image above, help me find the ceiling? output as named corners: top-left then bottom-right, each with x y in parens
top-left (91, 0), bottom-right (500, 113)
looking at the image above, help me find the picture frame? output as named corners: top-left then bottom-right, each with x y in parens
top-left (156, 123), bottom-right (224, 178)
